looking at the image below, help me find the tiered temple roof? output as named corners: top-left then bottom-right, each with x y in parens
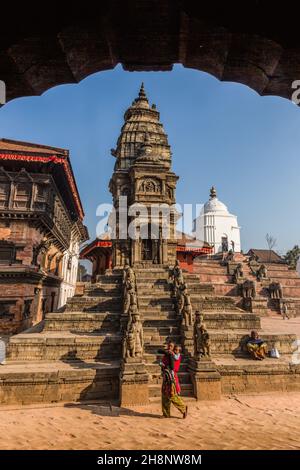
top-left (111, 83), bottom-right (171, 170)
top-left (0, 138), bottom-right (84, 221)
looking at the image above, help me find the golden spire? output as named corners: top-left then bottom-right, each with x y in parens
top-left (210, 186), bottom-right (217, 199)
top-left (138, 82), bottom-right (147, 100)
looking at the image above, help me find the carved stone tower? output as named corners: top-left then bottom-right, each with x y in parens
top-left (109, 83), bottom-right (178, 267)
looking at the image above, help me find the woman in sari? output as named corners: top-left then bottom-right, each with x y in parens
top-left (246, 330), bottom-right (268, 360)
top-left (173, 344), bottom-right (182, 395)
top-left (158, 342), bottom-right (187, 418)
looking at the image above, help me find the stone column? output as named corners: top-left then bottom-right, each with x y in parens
top-left (181, 324), bottom-right (194, 357)
top-left (188, 357), bottom-right (221, 400)
top-left (132, 238), bottom-right (141, 266)
top-left (162, 239), bottom-right (168, 264)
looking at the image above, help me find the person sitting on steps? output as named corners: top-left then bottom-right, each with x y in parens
top-left (246, 330), bottom-right (268, 361)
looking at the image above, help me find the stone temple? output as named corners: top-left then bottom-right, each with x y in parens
top-left (1, 85), bottom-right (300, 406)
top-left (194, 186), bottom-right (241, 254)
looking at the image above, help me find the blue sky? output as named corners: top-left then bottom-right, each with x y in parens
top-left (0, 64), bottom-right (299, 255)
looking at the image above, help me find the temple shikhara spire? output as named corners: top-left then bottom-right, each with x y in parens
top-left (109, 83), bottom-right (178, 267)
top-left (110, 82), bottom-right (171, 170)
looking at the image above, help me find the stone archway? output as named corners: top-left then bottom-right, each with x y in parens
top-left (1, 1), bottom-right (300, 103)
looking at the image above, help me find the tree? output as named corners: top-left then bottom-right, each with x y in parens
top-left (266, 233), bottom-right (277, 262)
top-left (284, 245), bottom-right (300, 270)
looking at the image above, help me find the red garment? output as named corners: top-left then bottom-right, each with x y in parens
top-left (161, 353), bottom-right (175, 398)
top-left (174, 355), bottom-right (181, 394)
top-left (162, 354), bottom-right (169, 368)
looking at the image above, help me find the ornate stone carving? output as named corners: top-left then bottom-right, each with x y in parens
top-left (233, 263), bottom-right (244, 283)
top-left (249, 258), bottom-right (260, 277)
top-left (171, 259), bottom-right (184, 289)
top-left (170, 261), bottom-right (194, 326)
top-left (138, 178), bottom-right (161, 194)
top-left (241, 279), bottom-right (256, 299)
top-left (256, 264), bottom-right (268, 281)
top-left (123, 312), bottom-right (144, 361)
top-left (31, 239), bottom-right (51, 268)
top-left (193, 312), bottom-right (211, 359)
top-left (181, 285), bottom-right (193, 327)
top-left (269, 282), bottom-right (283, 299)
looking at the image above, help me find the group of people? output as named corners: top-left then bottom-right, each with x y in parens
top-left (158, 342), bottom-right (188, 419)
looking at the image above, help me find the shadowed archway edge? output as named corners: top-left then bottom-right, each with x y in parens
top-left (1, 1), bottom-right (300, 104)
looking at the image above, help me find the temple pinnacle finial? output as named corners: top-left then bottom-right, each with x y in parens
top-left (210, 186), bottom-right (217, 199)
top-left (138, 82), bottom-right (147, 100)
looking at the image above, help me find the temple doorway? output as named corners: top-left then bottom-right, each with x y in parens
top-left (141, 239), bottom-right (152, 261)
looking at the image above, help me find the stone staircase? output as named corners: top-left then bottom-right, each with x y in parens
top-left (194, 256), bottom-right (300, 317)
top-left (1, 262), bottom-right (300, 405)
top-left (0, 272), bottom-right (123, 405)
top-left (135, 266), bottom-right (194, 399)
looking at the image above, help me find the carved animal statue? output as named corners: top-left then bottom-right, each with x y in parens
top-left (257, 264), bottom-right (268, 281)
top-left (269, 282), bottom-right (283, 299)
top-left (233, 263), bottom-right (244, 283)
top-left (242, 279), bottom-right (256, 299)
top-left (249, 259), bottom-right (260, 277)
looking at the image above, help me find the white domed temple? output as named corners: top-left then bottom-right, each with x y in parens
top-left (194, 186), bottom-right (241, 254)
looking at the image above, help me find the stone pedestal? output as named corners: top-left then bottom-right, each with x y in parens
top-left (119, 358), bottom-right (149, 406)
top-left (188, 358), bottom-right (221, 400)
top-left (243, 297), bottom-right (268, 316)
top-left (181, 324), bottom-right (193, 357)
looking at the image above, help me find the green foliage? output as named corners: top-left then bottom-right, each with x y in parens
top-left (284, 245), bottom-right (300, 270)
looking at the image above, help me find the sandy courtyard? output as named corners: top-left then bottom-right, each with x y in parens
top-left (0, 392), bottom-right (300, 450)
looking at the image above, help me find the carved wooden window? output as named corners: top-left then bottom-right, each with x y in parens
top-left (35, 184), bottom-right (48, 210)
top-left (0, 182), bottom-right (10, 208)
top-left (0, 301), bottom-right (15, 318)
top-left (0, 241), bottom-right (16, 264)
top-left (14, 183), bottom-right (31, 209)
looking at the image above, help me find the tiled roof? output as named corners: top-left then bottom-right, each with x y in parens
top-left (0, 138), bottom-right (67, 155)
top-left (247, 249), bottom-right (283, 263)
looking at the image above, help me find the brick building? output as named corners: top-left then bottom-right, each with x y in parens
top-left (0, 139), bottom-right (88, 335)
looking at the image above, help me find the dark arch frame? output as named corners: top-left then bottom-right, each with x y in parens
top-left (1, 1), bottom-right (300, 104)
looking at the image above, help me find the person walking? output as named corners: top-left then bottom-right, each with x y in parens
top-left (159, 342), bottom-right (188, 419)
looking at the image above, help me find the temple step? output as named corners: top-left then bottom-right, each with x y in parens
top-left (148, 383), bottom-right (194, 398)
top-left (0, 360), bottom-right (120, 405)
top-left (44, 312), bottom-right (120, 332)
top-left (7, 332), bottom-right (122, 361)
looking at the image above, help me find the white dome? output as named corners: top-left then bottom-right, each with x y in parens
top-left (203, 197), bottom-right (229, 214)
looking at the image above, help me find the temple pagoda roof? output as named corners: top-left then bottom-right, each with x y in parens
top-left (0, 138), bottom-right (84, 220)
